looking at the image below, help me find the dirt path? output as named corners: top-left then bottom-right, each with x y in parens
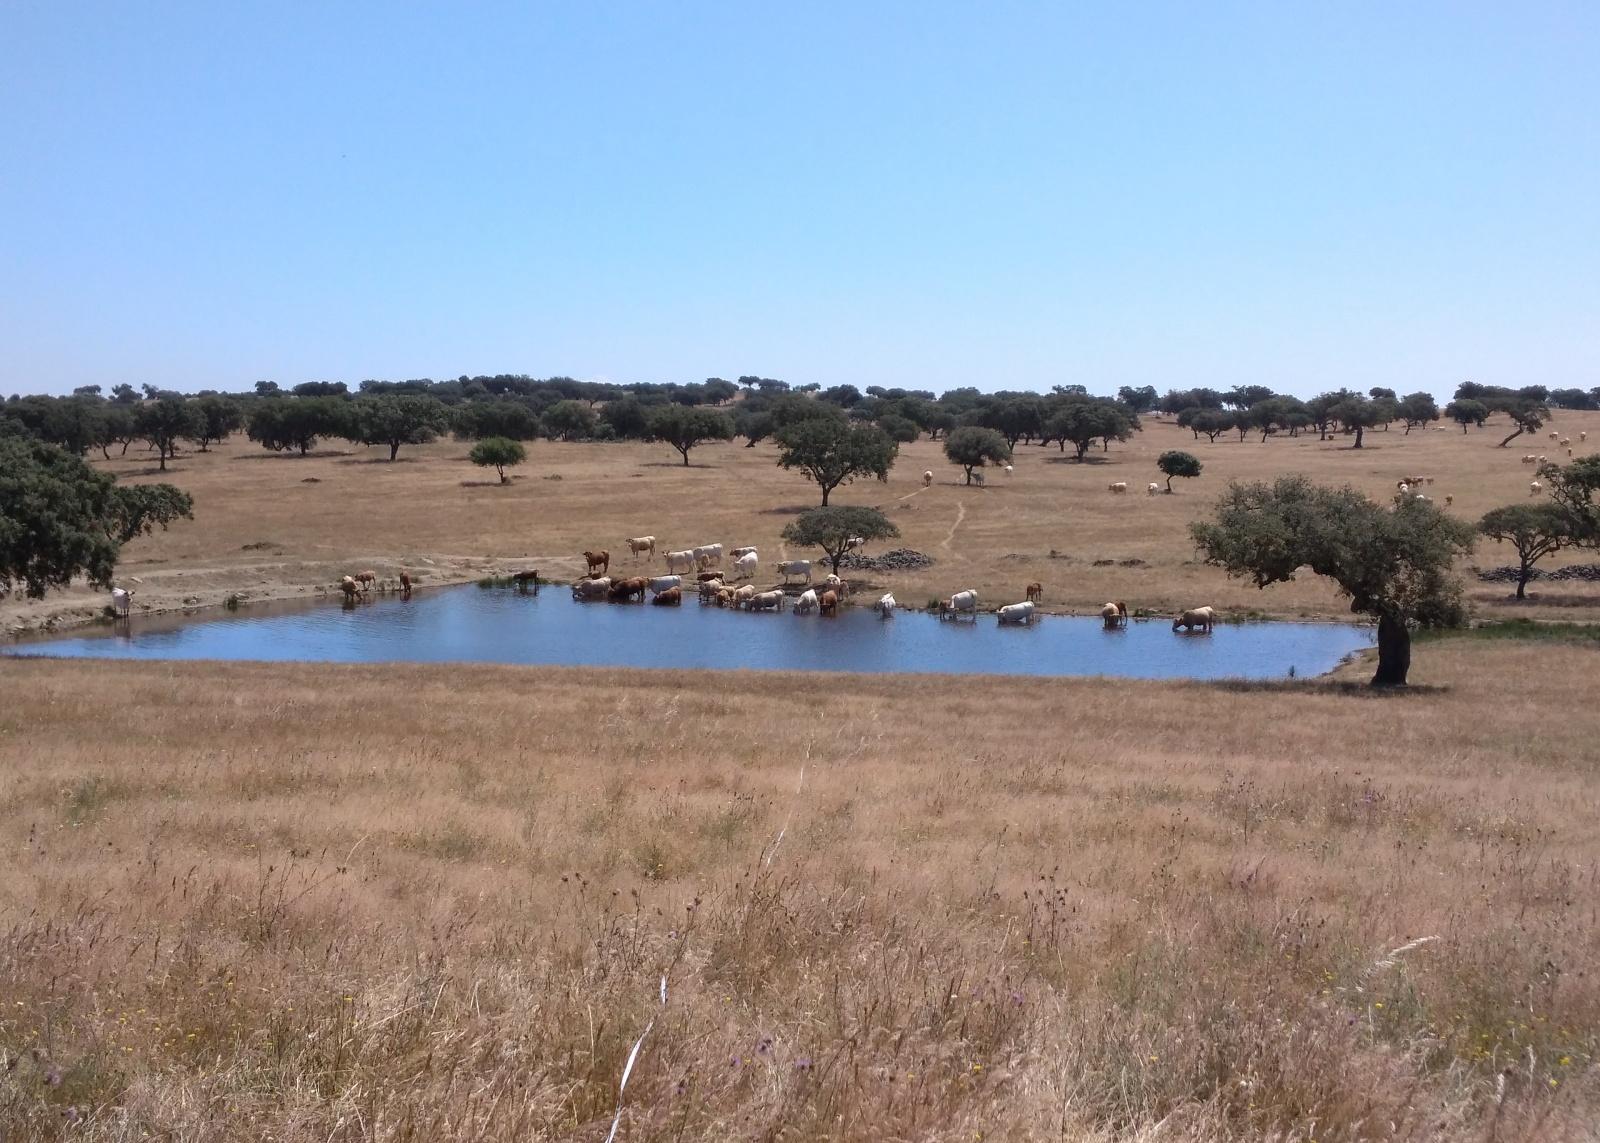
top-left (940, 500), bottom-right (967, 556)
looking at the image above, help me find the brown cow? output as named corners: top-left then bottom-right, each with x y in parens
top-left (339, 576), bottom-right (360, 601)
top-left (512, 569), bottom-right (540, 590)
top-left (696, 571), bottom-right (724, 582)
top-left (650, 586), bottom-right (682, 606)
top-left (1025, 582), bottom-right (1043, 603)
top-left (399, 571), bottom-right (413, 596)
top-left (355, 570), bottom-right (377, 592)
top-left (583, 549), bottom-right (610, 576)
top-left (819, 589), bottom-right (839, 616)
top-left (607, 577), bottom-right (647, 602)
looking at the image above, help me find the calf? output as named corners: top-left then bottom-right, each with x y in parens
top-left (1025, 582), bottom-right (1042, 603)
top-left (818, 589), bottom-right (839, 616)
top-left (583, 550), bottom-right (610, 576)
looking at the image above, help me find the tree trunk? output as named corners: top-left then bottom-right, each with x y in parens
top-left (1498, 426), bottom-right (1524, 448)
top-left (1352, 425), bottom-right (1364, 448)
top-left (390, 442), bottom-right (401, 461)
top-left (680, 447), bottom-right (690, 466)
top-left (1166, 474), bottom-right (1175, 492)
top-left (1371, 613), bottom-right (1411, 687)
top-left (820, 485), bottom-right (831, 505)
top-left (1517, 559), bottom-right (1530, 599)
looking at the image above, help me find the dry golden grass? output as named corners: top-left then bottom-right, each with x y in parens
top-left (7, 408), bottom-right (1600, 632)
top-left (3, 640), bottom-right (1598, 1139)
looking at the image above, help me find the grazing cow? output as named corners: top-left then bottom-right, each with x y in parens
top-left (693, 543), bottom-right (723, 569)
top-left (626, 536), bottom-right (657, 560)
top-left (732, 552), bottom-right (759, 580)
top-left (1444, 494), bottom-right (1454, 506)
top-left (340, 576), bottom-right (360, 601)
top-left (665, 549), bottom-right (696, 575)
top-left (651, 586), bottom-right (682, 606)
top-left (1004, 464), bottom-right (1014, 475)
top-left (1172, 606), bottom-right (1216, 633)
top-left (922, 470), bottom-right (933, 487)
top-left (1530, 481), bottom-right (1543, 496)
top-left (876, 592), bottom-right (896, 617)
top-left (512, 569), bottom-right (540, 591)
top-left (648, 575), bottom-right (682, 595)
top-left (778, 559), bottom-right (812, 584)
top-left (823, 573), bottom-right (849, 597)
top-left (997, 600), bottom-right (1036, 624)
top-left (1025, 582), bottom-right (1043, 602)
top-left (748, 590), bottom-right (784, 612)
top-left (793, 588), bottom-right (819, 614)
top-left (1538, 455), bottom-right (1547, 464)
top-left (696, 570), bottom-right (724, 582)
top-left (608, 577), bottom-right (648, 602)
top-left (1147, 482), bottom-right (1160, 496)
top-left (1522, 455), bottom-right (1538, 464)
top-left (818, 589), bottom-right (839, 616)
top-left (942, 590), bottom-right (978, 615)
top-left (572, 576), bottom-right (612, 599)
top-left (698, 578), bottom-right (726, 600)
top-left (1561, 438), bottom-right (1572, 448)
top-left (733, 584), bottom-right (757, 607)
top-left (730, 546), bottom-right (758, 559)
top-left (972, 470), bottom-right (986, 487)
top-left (583, 550), bottom-right (610, 576)
top-left (110, 587), bottom-right (133, 617)
top-left (1101, 600), bottom-right (1128, 628)
top-left (399, 572), bottom-right (413, 595)
top-left (1550, 431), bottom-right (1560, 440)
top-left (356, 570), bottom-right (378, 592)
top-left (1108, 482), bottom-right (1128, 494)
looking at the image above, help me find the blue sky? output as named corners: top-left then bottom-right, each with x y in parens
top-left (3, 2), bottom-right (1596, 399)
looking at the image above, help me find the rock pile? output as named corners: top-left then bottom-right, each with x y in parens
top-left (838, 548), bottom-right (935, 573)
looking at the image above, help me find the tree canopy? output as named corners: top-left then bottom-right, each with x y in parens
top-left (1478, 503), bottom-right (1579, 599)
top-left (775, 419), bottom-right (898, 504)
top-left (468, 437), bottom-right (526, 483)
top-left (1, 436), bottom-right (193, 598)
top-left (1191, 476), bottom-right (1476, 686)
top-left (645, 405), bottom-right (735, 465)
top-left (1444, 399), bottom-right (1489, 432)
top-left (1156, 450), bottom-right (1203, 492)
top-left (247, 397), bottom-right (347, 455)
top-left (1044, 401), bottom-right (1136, 459)
top-left (943, 426), bottom-right (1011, 485)
top-left (780, 506), bottom-right (901, 573)
top-left (344, 395), bottom-right (450, 460)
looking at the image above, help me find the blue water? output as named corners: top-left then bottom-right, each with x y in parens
top-left (5, 585), bottom-right (1373, 680)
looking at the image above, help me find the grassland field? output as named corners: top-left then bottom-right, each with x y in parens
top-left (3, 407), bottom-right (1600, 1139)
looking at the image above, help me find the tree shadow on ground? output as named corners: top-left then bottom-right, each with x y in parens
top-left (231, 450), bottom-right (354, 461)
top-left (1042, 454), bottom-right (1114, 465)
top-left (335, 456), bottom-right (419, 466)
top-left (459, 479), bottom-right (519, 488)
top-left (1206, 678), bottom-right (1449, 698)
top-left (639, 461), bottom-right (717, 469)
top-left (758, 505), bottom-right (814, 516)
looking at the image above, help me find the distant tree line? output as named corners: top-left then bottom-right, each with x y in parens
top-left (3, 375), bottom-right (1582, 465)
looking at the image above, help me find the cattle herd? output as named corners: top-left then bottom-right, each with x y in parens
top-left (557, 538), bottom-right (1217, 633)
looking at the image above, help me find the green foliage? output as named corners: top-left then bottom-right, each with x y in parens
top-left (780, 506), bottom-right (901, 573)
top-left (192, 396), bottom-right (243, 450)
top-left (1536, 455), bottom-right (1600, 547)
top-left (468, 437), bottom-right (526, 483)
top-left (134, 397), bottom-right (203, 470)
top-left (1192, 476), bottom-right (1477, 685)
top-left (1156, 450), bottom-right (1203, 491)
top-left (775, 418), bottom-right (898, 504)
top-left (1396, 392), bottom-right (1439, 433)
top-left (875, 414), bottom-right (921, 443)
top-left (0, 436), bottom-right (190, 598)
top-left (1327, 395), bottom-right (1382, 447)
top-left (247, 396), bottom-right (348, 455)
top-left (452, 399), bottom-right (542, 442)
top-left (1444, 399), bottom-right (1489, 432)
top-left (1044, 400), bottom-right (1136, 459)
top-left (344, 395), bottom-right (449, 460)
top-left (1182, 407), bottom-right (1233, 442)
top-left (542, 400), bottom-right (598, 441)
top-left (598, 397), bottom-right (652, 440)
top-left (1478, 503), bottom-right (1580, 598)
top-left (1491, 400), bottom-right (1548, 447)
top-left (1117, 385), bottom-right (1159, 415)
top-left (645, 404), bottom-right (735, 465)
top-left (943, 426), bottom-right (1011, 485)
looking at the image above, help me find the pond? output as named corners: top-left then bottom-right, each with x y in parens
top-left (6, 585), bottom-right (1373, 681)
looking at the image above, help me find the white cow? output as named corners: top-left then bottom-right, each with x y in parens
top-left (1530, 481), bottom-right (1543, 496)
top-left (665, 549), bottom-right (697, 575)
top-left (732, 584), bottom-right (756, 607)
top-left (572, 576), bottom-right (612, 599)
top-left (824, 573), bottom-right (849, 597)
top-left (876, 592), bottom-right (896, 617)
top-left (110, 587), bottom-right (133, 617)
top-left (777, 559), bottom-right (812, 584)
top-left (693, 543), bottom-right (723, 569)
top-left (1004, 464), bottom-right (1014, 475)
top-left (844, 536), bottom-right (865, 552)
top-left (922, 470), bottom-right (933, 487)
top-left (943, 590), bottom-right (978, 615)
top-left (1146, 482), bottom-right (1160, 496)
top-left (732, 552), bottom-right (759, 580)
top-left (1108, 482), bottom-right (1128, 494)
top-left (793, 588), bottom-right (819, 614)
top-left (626, 536), bottom-right (657, 560)
top-left (1522, 455), bottom-right (1538, 464)
top-left (1582, 432), bottom-right (1588, 442)
top-left (747, 590), bottom-right (784, 612)
top-left (997, 600), bottom-right (1036, 625)
top-left (648, 575), bottom-right (682, 595)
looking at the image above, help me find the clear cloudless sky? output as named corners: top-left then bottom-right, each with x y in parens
top-left (3, 1), bottom-right (1597, 399)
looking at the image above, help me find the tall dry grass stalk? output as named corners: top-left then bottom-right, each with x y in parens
top-left (2, 639), bottom-right (1598, 1139)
